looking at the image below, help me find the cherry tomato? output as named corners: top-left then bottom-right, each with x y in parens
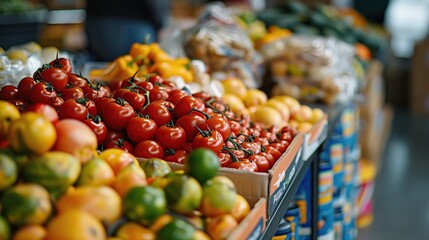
top-left (176, 114), bottom-right (205, 142)
top-left (83, 115), bottom-right (107, 145)
top-left (68, 73), bottom-right (89, 88)
top-left (49, 57), bottom-right (72, 74)
top-left (249, 154), bottom-right (270, 172)
top-left (148, 75), bottom-right (164, 85)
top-left (227, 159), bottom-right (258, 172)
top-left (113, 89), bottom-right (129, 99)
top-left (229, 120), bottom-right (241, 135)
top-left (134, 140), bottom-right (164, 159)
top-left (0, 85), bottom-right (18, 100)
top-left (95, 97), bottom-right (115, 116)
top-left (123, 90), bottom-right (146, 110)
top-left (281, 125), bottom-right (298, 137)
top-left (27, 103), bottom-right (59, 122)
top-left (173, 96), bottom-right (205, 119)
top-left (155, 125), bottom-right (186, 151)
top-left (61, 86), bottom-right (84, 101)
top-left (17, 77), bottom-right (36, 101)
top-left (270, 142), bottom-right (289, 153)
top-left (162, 80), bottom-right (177, 90)
top-left (264, 146), bottom-right (282, 161)
top-left (258, 151), bottom-right (276, 168)
top-left (105, 138), bottom-right (134, 153)
top-left (103, 128), bottom-right (126, 145)
top-left (240, 142), bottom-right (261, 154)
top-left (39, 67), bottom-right (68, 90)
top-left (82, 82), bottom-right (112, 102)
top-left (30, 82), bottom-right (58, 105)
top-left (59, 98), bottom-right (89, 121)
top-left (136, 81), bottom-right (154, 92)
top-left (141, 102), bottom-right (172, 126)
top-left (126, 116), bottom-right (157, 142)
top-left (192, 130), bottom-right (223, 153)
top-left (51, 96), bottom-right (64, 109)
top-left (82, 98), bottom-right (97, 116)
top-left (149, 85), bottom-right (169, 102)
top-left (110, 78), bottom-right (128, 91)
top-left (217, 152), bottom-right (232, 167)
top-left (183, 142), bottom-right (193, 153)
top-left (278, 132), bottom-right (293, 142)
top-left (167, 91), bottom-right (187, 105)
top-left (8, 99), bottom-right (29, 112)
top-left (164, 149), bottom-right (187, 164)
top-left (198, 115), bottom-right (231, 140)
top-left (102, 98), bottom-right (135, 130)
top-left (254, 137), bottom-right (270, 146)
top-left (192, 91), bottom-right (211, 102)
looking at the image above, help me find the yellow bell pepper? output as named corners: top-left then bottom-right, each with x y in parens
top-left (129, 43), bottom-right (150, 59)
top-left (100, 55), bottom-right (138, 82)
top-left (156, 62), bottom-right (193, 83)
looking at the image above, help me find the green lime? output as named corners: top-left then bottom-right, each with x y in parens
top-left (123, 186), bottom-right (166, 226)
top-left (164, 174), bottom-right (202, 215)
top-left (157, 218), bottom-right (195, 240)
top-left (0, 215), bottom-right (11, 240)
top-left (185, 148), bottom-right (219, 184)
top-left (140, 158), bottom-right (171, 178)
top-left (0, 152), bottom-right (17, 191)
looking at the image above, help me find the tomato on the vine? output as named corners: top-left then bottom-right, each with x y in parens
top-left (164, 149), bottom-right (187, 164)
top-left (227, 159), bottom-right (258, 172)
top-left (175, 114), bottom-right (205, 142)
top-left (183, 142), bottom-right (193, 153)
top-left (61, 86), bottom-right (84, 101)
top-left (198, 115), bottom-right (231, 140)
top-left (67, 73), bottom-right (89, 88)
top-left (229, 120), bottom-right (241, 135)
top-left (103, 128), bottom-right (126, 145)
top-left (17, 77), bottom-right (37, 101)
top-left (105, 138), bottom-right (134, 153)
top-left (167, 91), bottom-right (188, 105)
top-left (264, 146), bottom-right (282, 161)
top-left (258, 151), bottom-right (276, 168)
top-left (8, 99), bottom-right (28, 112)
top-left (82, 82), bottom-right (112, 102)
top-left (95, 97), bottom-right (114, 116)
top-left (270, 142), bottom-right (289, 153)
top-left (39, 67), bottom-right (68, 90)
top-left (81, 98), bottom-right (97, 116)
top-left (134, 140), bottom-right (164, 159)
top-left (173, 96), bottom-right (205, 119)
top-left (114, 89), bottom-right (145, 111)
top-left (83, 115), bottom-right (107, 145)
top-left (217, 152), bottom-right (232, 167)
top-left (192, 129), bottom-right (223, 153)
top-left (30, 82), bottom-right (58, 105)
top-left (59, 98), bottom-right (89, 121)
top-left (49, 57), bottom-right (72, 74)
top-left (149, 85), bottom-right (169, 102)
top-left (155, 125), bottom-right (186, 151)
top-left (0, 85), bottom-right (18, 100)
top-left (126, 116), bottom-right (157, 143)
top-left (148, 75), bottom-right (164, 85)
top-left (249, 154), bottom-right (270, 172)
top-left (102, 98), bottom-right (135, 130)
top-left (141, 102), bottom-right (172, 126)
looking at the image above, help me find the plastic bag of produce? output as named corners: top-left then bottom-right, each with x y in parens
top-left (182, 3), bottom-right (263, 88)
top-left (264, 35), bottom-right (358, 105)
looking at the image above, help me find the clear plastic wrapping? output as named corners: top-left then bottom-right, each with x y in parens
top-left (264, 35), bottom-right (358, 105)
top-left (182, 4), bottom-right (263, 88)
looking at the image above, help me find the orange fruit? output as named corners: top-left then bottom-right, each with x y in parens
top-left (206, 214), bottom-right (238, 240)
top-left (77, 157), bottom-right (115, 187)
top-left (12, 224), bottom-right (46, 240)
top-left (116, 222), bottom-right (156, 240)
top-left (99, 149), bottom-right (138, 175)
top-left (231, 194), bottom-right (250, 222)
top-left (112, 163), bottom-right (147, 197)
top-left (46, 209), bottom-right (106, 240)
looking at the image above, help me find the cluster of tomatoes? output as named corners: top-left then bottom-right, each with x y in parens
top-left (0, 57), bottom-right (297, 173)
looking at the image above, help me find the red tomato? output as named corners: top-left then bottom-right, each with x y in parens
top-left (105, 138), bottom-right (134, 153)
top-left (113, 89), bottom-right (129, 99)
top-left (30, 82), bottom-right (58, 105)
top-left (134, 140), bottom-right (164, 159)
top-left (249, 154), bottom-right (270, 172)
top-left (258, 152), bottom-right (276, 168)
top-left (95, 97), bottom-right (115, 116)
top-left (0, 85), bottom-right (18, 100)
top-left (17, 77), bottom-right (36, 101)
top-left (83, 115), bottom-right (107, 145)
top-left (155, 125), bottom-right (186, 151)
top-left (83, 99), bottom-right (97, 116)
top-left (173, 96), bottom-right (205, 119)
top-left (110, 79), bottom-right (128, 91)
top-left (240, 142), bottom-right (261, 154)
top-left (82, 82), bottom-right (112, 102)
top-left (281, 125), bottom-right (298, 137)
top-left (229, 120), bottom-right (241, 135)
top-left (67, 73), bottom-right (89, 88)
top-left (141, 102), bottom-right (172, 126)
top-left (192, 91), bottom-right (211, 102)
top-left (39, 68), bottom-right (68, 90)
top-left (123, 90), bottom-right (146, 110)
top-left (126, 116), bottom-right (157, 142)
top-left (59, 98), bottom-right (89, 121)
top-left (27, 103), bottom-right (59, 122)
top-left (148, 75), bottom-right (164, 85)
top-left (278, 132), bottom-right (293, 142)
top-left (192, 130), bottom-right (223, 153)
top-left (102, 98), bottom-right (135, 130)
top-left (183, 142), bottom-right (193, 153)
top-left (198, 115), bottom-right (231, 140)
top-left (254, 137), bottom-right (270, 146)
top-left (52, 96), bottom-right (64, 109)
top-left (217, 152), bottom-right (232, 167)
top-left (264, 146), bottom-right (282, 161)
top-left (8, 99), bottom-right (29, 112)
top-left (49, 57), bottom-right (72, 74)
top-left (176, 114), bottom-right (205, 142)
top-left (61, 86), bottom-right (84, 101)
top-left (164, 149), bottom-right (187, 164)
top-left (162, 80), bottom-right (177, 90)
top-left (227, 159), bottom-right (258, 172)
top-left (149, 86), bottom-right (169, 102)
top-left (103, 128), bottom-right (126, 145)
top-left (136, 81), bottom-right (154, 92)
top-left (270, 142), bottom-right (289, 153)
top-left (167, 91), bottom-right (187, 105)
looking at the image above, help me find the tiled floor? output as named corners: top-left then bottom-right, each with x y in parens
top-left (358, 109), bottom-right (429, 239)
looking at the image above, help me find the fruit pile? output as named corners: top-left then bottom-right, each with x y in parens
top-left (0, 101), bottom-right (251, 240)
top-left (0, 56), bottom-right (309, 173)
top-left (220, 77), bottom-right (325, 132)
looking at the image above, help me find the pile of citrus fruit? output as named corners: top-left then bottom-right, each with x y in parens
top-left (0, 100), bottom-right (250, 240)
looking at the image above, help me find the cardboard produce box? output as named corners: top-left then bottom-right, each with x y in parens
top-left (410, 38), bottom-right (429, 116)
top-left (228, 198), bottom-right (267, 240)
top-left (302, 115), bottom-right (328, 161)
top-left (360, 60), bottom-right (385, 123)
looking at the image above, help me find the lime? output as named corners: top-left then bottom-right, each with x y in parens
top-left (157, 218), bottom-right (195, 240)
top-left (164, 174), bottom-right (202, 215)
top-left (0, 215), bottom-right (11, 240)
top-left (123, 186), bottom-right (167, 226)
top-left (185, 148), bottom-right (219, 184)
top-left (140, 158), bottom-right (171, 178)
top-left (0, 152), bottom-right (17, 191)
